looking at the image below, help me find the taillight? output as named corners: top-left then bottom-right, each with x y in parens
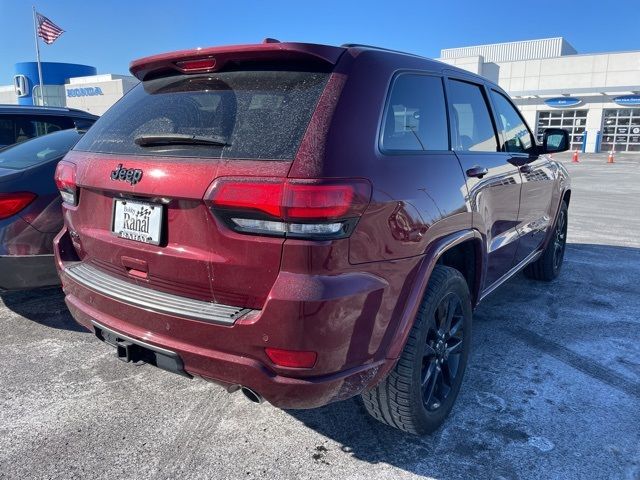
top-left (265, 348), bottom-right (317, 368)
top-left (0, 192), bottom-right (36, 220)
top-left (54, 161), bottom-right (77, 206)
top-left (207, 178), bottom-right (371, 239)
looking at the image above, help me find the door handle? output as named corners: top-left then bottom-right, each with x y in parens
top-left (466, 166), bottom-right (489, 179)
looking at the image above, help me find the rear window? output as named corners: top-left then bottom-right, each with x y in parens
top-left (0, 129), bottom-right (81, 170)
top-left (73, 71), bottom-right (329, 160)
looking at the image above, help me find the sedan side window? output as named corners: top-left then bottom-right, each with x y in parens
top-left (13, 115), bottom-right (75, 144)
top-left (447, 79), bottom-right (498, 152)
top-left (490, 90), bottom-right (534, 153)
top-left (381, 74), bottom-right (448, 152)
top-left (0, 117), bottom-right (14, 146)
top-left (32, 116), bottom-right (75, 136)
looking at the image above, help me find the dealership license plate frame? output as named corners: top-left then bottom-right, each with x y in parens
top-left (111, 198), bottom-right (164, 246)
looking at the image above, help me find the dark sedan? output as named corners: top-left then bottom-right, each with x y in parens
top-left (0, 129), bottom-right (83, 290)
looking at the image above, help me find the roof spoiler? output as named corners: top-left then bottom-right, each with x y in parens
top-left (129, 41), bottom-right (345, 81)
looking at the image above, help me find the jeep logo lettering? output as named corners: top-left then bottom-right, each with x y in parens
top-left (110, 164), bottom-right (143, 185)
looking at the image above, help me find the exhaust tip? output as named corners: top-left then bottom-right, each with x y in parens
top-left (241, 386), bottom-right (264, 404)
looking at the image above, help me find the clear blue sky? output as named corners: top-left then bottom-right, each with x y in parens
top-left (1, 0), bottom-right (638, 83)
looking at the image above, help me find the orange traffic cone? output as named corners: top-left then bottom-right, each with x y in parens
top-left (607, 151), bottom-right (615, 164)
top-left (572, 150), bottom-right (580, 163)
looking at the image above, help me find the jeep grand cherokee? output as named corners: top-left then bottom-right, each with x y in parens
top-left (54, 40), bottom-right (570, 434)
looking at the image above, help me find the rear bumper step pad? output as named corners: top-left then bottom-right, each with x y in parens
top-left (64, 262), bottom-right (253, 325)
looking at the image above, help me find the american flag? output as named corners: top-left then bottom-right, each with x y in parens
top-left (36, 12), bottom-right (64, 45)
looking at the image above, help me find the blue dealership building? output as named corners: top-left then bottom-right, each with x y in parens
top-left (12, 61), bottom-right (97, 106)
top-left (0, 61), bottom-right (137, 116)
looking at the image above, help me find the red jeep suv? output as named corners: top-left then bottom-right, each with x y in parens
top-left (54, 41), bottom-right (570, 434)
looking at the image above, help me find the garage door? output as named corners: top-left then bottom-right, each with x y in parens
top-left (601, 108), bottom-right (640, 152)
top-left (536, 110), bottom-right (587, 151)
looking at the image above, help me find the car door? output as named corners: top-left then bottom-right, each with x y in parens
top-left (488, 89), bottom-right (556, 266)
top-left (446, 76), bottom-right (523, 289)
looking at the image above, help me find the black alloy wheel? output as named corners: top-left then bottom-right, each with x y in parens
top-left (421, 292), bottom-right (465, 412)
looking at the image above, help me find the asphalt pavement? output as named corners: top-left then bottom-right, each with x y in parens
top-left (0, 151), bottom-right (638, 480)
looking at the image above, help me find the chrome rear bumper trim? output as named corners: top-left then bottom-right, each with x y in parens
top-left (64, 262), bottom-right (252, 325)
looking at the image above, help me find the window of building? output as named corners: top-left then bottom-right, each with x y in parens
top-left (32, 85), bottom-right (66, 107)
top-left (601, 108), bottom-right (640, 152)
top-left (447, 80), bottom-right (497, 152)
top-left (489, 90), bottom-right (534, 153)
top-left (381, 74), bottom-right (449, 151)
top-left (536, 109), bottom-right (587, 151)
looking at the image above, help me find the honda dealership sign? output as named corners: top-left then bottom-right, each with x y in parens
top-left (13, 75), bottom-right (29, 97)
top-left (66, 86), bottom-right (104, 97)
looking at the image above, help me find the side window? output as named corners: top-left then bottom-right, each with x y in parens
top-left (447, 79), bottom-right (498, 152)
top-left (490, 90), bottom-right (534, 153)
top-left (13, 116), bottom-right (74, 144)
top-left (381, 74), bottom-right (448, 151)
top-left (72, 117), bottom-right (96, 131)
top-left (32, 116), bottom-right (74, 136)
top-left (14, 117), bottom-right (35, 143)
top-left (0, 116), bottom-right (15, 147)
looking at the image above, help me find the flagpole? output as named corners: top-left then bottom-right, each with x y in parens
top-left (32, 6), bottom-right (45, 106)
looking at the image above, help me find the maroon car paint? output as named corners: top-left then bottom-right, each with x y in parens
top-left (55, 42), bottom-right (570, 408)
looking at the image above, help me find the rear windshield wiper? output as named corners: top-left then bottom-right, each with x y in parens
top-left (134, 134), bottom-right (230, 147)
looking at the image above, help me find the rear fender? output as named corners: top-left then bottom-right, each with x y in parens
top-left (383, 229), bottom-right (484, 362)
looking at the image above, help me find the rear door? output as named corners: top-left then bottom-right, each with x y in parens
top-left (446, 77), bottom-right (523, 289)
top-left (67, 68), bottom-right (330, 310)
top-left (488, 89), bottom-right (556, 265)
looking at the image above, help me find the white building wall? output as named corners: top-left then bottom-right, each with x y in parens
top-left (439, 55), bottom-right (500, 83)
top-left (441, 37), bottom-right (576, 63)
top-left (438, 38), bottom-right (640, 153)
top-left (498, 51), bottom-right (640, 95)
top-left (64, 74), bottom-right (138, 116)
top-left (0, 85), bottom-right (18, 104)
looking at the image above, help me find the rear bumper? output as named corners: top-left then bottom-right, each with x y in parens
top-left (54, 227), bottom-right (400, 409)
top-left (0, 254), bottom-right (60, 291)
top-left (64, 290), bottom-right (388, 408)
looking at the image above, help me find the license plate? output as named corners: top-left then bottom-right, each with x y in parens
top-left (112, 199), bottom-right (163, 245)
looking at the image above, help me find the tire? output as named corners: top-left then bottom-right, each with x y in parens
top-left (361, 265), bottom-right (472, 435)
top-left (523, 200), bottom-right (568, 281)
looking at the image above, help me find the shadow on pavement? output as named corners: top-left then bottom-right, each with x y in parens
top-left (286, 243), bottom-right (640, 478)
top-left (0, 286), bottom-right (88, 333)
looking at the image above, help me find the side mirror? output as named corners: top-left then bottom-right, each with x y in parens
top-left (541, 128), bottom-right (570, 154)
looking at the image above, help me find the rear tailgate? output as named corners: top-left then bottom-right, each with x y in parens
top-left (63, 151), bottom-right (290, 309)
top-left (62, 44), bottom-right (343, 310)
